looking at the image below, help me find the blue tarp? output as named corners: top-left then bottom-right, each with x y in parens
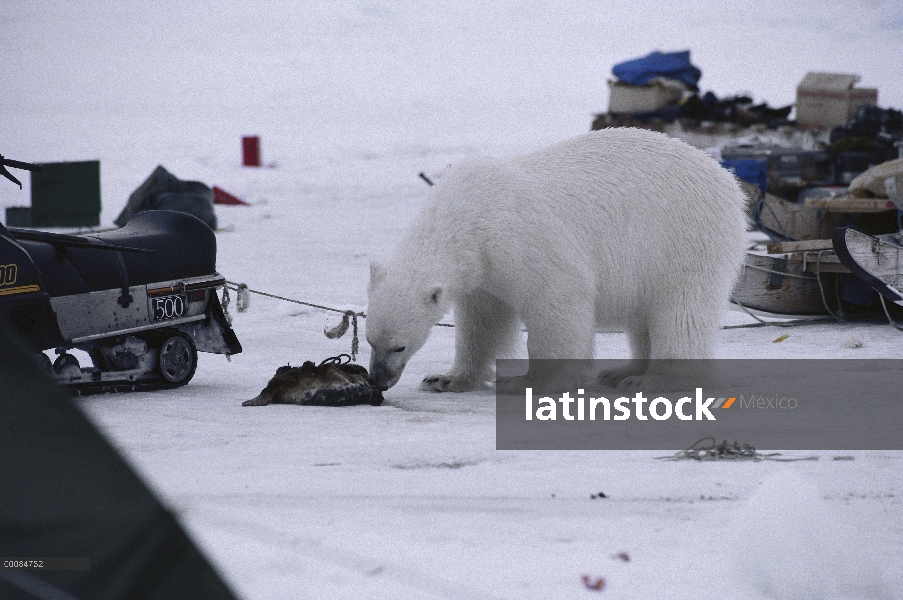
top-left (612, 50), bottom-right (701, 90)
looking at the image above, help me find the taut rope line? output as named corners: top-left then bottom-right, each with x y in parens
top-left (222, 280), bottom-right (454, 361)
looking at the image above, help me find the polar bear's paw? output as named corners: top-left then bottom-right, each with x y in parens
top-left (495, 375), bottom-right (530, 396)
top-left (616, 374), bottom-right (646, 390)
top-left (496, 374), bottom-right (579, 395)
top-left (597, 368), bottom-right (636, 388)
top-left (420, 374), bottom-right (482, 393)
top-left (615, 372), bottom-right (695, 393)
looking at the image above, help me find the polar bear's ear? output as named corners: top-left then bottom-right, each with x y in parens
top-left (427, 286), bottom-right (443, 306)
top-left (370, 261), bottom-right (386, 284)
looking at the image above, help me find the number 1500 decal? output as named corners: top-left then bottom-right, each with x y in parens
top-left (0, 264), bottom-right (18, 286)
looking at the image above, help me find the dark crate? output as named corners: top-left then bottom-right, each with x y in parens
top-left (721, 146), bottom-right (834, 196)
top-left (5, 206), bottom-right (32, 227)
top-left (769, 151), bottom-right (834, 187)
top-left (30, 161), bottom-right (101, 227)
top-left (835, 152), bottom-right (876, 185)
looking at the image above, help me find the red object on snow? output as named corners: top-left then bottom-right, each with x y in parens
top-left (242, 135), bottom-right (260, 167)
top-left (213, 186), bottom-right (250, 206)
top-left (582, 575), bottom-right (606, 591)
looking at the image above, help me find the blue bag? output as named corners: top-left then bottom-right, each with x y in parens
top-left (612, 50), bottom-right (702, 90)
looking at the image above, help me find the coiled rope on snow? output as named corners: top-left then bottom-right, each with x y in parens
top-left (658, 437), bottom-right (819, 462)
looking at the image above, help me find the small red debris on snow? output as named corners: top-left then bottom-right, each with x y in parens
top-left (213, 186), bottom-right (250, 205)
top-left (582, 575), bottom-right (605, 591)
top-left (613, 552), bottom-right (630, 562)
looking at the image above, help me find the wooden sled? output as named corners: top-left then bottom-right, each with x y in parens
top-left (731, 238), bottom-right (893, 317)
top-left (731, 243), bottom-right (847, 315)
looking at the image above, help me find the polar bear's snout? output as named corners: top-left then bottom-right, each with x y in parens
top-left (368, 356), bottom-right (395, 391)
top-left (368, 350), bottom-right (406, 391)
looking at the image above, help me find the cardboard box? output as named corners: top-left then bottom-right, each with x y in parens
top-left (607, 79), bottom-right (684, 115)
top-left (796, 72), bottom-right (877, 128)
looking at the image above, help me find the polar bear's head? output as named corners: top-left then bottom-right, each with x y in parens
top-left (366, 261), bottom-right (449, 390)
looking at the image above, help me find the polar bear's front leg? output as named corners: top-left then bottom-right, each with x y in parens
top-left (494, 297), bottom-right (595, 394)
top-left (421, 291), bottom-right (520, 392)
top-left (597, 324), bottom-right (650, 387)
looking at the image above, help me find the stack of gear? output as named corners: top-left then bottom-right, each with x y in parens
top-left (672, 91), bottom-right (793, 126)
top-left (605, 50), bottom-right (792, 127)
top-left (828, 105), bottom-right (903, 184)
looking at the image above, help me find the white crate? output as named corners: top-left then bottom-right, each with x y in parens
top-left (607, 80), bottom-right (684, 114)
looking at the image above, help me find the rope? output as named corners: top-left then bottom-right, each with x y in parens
top-left (729, 296), bottom-right (781, 326)
top-left (752, 194), bottom-right (789, 242)
top-left (319, 354), bottom-right (352, 366)
top-left (225, 281), bottom-right (362, 317)
top-left (657, 437), bottom-right (819, 462)
top-left (224, 256), bottom-right (901, 357)
top-left (726, 297), bottom-right (833, 328)
top-left (814, 250), bottom-right (843, 323)
top-left (741, 261), bottom-right (820, 281)
top-left (879, 294), bottom-right (903, 331)
top-left (223, 280), bottom-right (454, 326)
top-left (222, 280), bottom-right (455, 361)
top-left (221, 284), bottom-right (233, 325)
top-left (323, 310), bottom-right (360, 361)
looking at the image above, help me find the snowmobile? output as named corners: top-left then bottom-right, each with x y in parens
top-left (0, 154), bottom-right (241, 394)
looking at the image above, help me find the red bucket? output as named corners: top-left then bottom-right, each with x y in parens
top-left (242, 136), bottom-right (260, 167)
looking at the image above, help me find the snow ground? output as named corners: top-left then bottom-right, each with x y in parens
top-left (2, 2), bottom-right (902, 598)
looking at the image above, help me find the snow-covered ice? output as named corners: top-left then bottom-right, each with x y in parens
top-left (2, 1), bottom-right (902, 598)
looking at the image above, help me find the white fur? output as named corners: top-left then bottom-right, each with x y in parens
top-left (366, 128), bottom-right (748, 392)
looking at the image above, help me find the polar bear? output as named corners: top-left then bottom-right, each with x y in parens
top-left (366, 128), bottom-right (748, 392)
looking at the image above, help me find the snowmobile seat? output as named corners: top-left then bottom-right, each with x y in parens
top-left (16, 211), bottom-right (217, 298)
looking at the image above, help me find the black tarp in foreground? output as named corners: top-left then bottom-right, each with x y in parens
top-left (0, 327), bottom-right (239, 600)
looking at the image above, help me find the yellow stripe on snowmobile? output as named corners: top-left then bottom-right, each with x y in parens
top-left (0, 284), bottom-right (41, 296)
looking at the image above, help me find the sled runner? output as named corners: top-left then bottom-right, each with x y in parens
top-left (833, 227), bottom-right (903, 303)
top-left (0, 156), bottom-right (240, 394)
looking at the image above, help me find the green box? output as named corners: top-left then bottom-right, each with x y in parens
top-left (30, 161), bottom-right (101, 227)
top-left (5, 206), bottom-right (32, 227)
